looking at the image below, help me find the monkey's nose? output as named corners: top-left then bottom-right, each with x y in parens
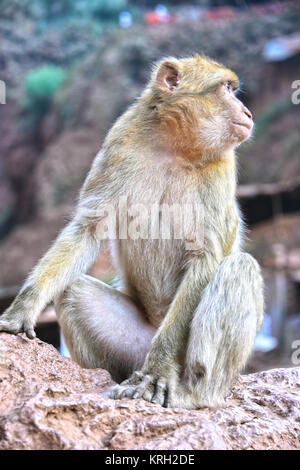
top-left (243, 106), bottom-right (252, 120)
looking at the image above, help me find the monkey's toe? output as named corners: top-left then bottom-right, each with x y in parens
top-left (132, 374), bottom-right (152, 399)
top-left (102, 384), bottom-right (122, 399)
top-left (102, 383), bottom-right (136, 400)
top-left (150, 377), bottom-right (168, 406)
top-left (103, 372), bottom-right (173, 407)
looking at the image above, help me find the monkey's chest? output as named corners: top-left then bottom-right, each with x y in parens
top-left (117, 238), bottom-right (185, 326)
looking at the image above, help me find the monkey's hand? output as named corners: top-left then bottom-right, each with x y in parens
top-left (0, 295), bottom-right (37, 339)
top-left (103, 368), bottom-right (177, 407)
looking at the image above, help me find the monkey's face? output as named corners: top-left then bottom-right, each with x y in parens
top-left (212, 81), bottom-right (253, 146)
top-left (151, 55), bottom-right (254, 156)
top-left (194, 81), bottom-right (254, 152)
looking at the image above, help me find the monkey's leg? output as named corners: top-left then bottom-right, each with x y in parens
top-left (55, 274), bottom-right (155, 383)
top-left (181, 252), bottom-right (264, 409)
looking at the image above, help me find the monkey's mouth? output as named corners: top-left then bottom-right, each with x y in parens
top-left (232, 121), bottom-right (253, 130)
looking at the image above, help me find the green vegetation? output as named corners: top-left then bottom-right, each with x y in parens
top-left (254, 99), bottom-right (294, 139)
top-left (76, 0), bottom-right (129, 21)
top-left (0, 207), bottom-right (14, 239)
top-left (2, 0), bottom-right (130, 24)
top-left (23, 65), bottom-right (67, 126)
top-left (25, 65), bottom-right (67, 104)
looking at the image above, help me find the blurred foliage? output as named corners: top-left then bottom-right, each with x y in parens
top-left (73, 0), bottom-right (129, 20)
top-left (0, 0), bottom-right (131, 25)
top-left (25, 65), bottom-right (67, 102)
top-left (23, 65), bottom-right (67, 126)
top-left (0, 207), bottom-right (15, 239)
top-left (254, 99), bottom-right (294, 139)
top-left (284, 133), bottom-right (300, 158)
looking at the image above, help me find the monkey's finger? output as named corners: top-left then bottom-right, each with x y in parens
top-left (118, 386), bottom-right (135, 399)
top-left (102, 385), bottom-right (122, 399)
top-left (142, 388), bottom-right (153, 403)
top-left (151, 377), bottom-right (168, 406)
top-left (24, 327), bottom-right (36, 339)
top-left (164, 383), bottom-right (174, 408)
top-left (132, 375), bottom-right (152, 399)
top-left (0, 320), bottom-right (21, 335)
top-left (130, 370), bottom-right (144, 384)
top-left (165, 389), bottom-right (173, 408)
top-left (120, 370), bottom-right (143, 387)
top-left (141, 380), bottom-right (156, 403)
top-left (102, 389), bottom-right (113, 399)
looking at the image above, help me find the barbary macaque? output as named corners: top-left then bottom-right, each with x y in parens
top-left (0, 55), bottom-right (263, 409)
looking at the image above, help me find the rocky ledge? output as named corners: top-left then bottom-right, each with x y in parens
top-left (0, 333), bottom-right (299, 450)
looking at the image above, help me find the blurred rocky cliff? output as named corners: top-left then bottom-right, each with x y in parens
top-left (0, 0), bottom-right (300, 341)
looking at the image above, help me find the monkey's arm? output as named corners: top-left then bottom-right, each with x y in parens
top-left (0, 218), bottom-right (101, 338)
top-left (142, 255), bottom-right (217, 375)
top-left (143, 212), bottom-right (243, 378)
top-left (0, 150), bottom-right (119, 338)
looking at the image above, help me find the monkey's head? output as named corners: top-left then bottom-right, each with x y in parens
top-left (147, 55), bottom-right (253, 158)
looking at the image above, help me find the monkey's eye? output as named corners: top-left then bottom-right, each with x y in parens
top-left (224, 81), bottom-right (234, 92)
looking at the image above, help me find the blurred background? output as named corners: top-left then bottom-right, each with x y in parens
top-left (0, 0), bottom-right (299, 372)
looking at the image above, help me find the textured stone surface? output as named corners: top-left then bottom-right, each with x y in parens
top-left (0, 333), bottom-right (299, 450)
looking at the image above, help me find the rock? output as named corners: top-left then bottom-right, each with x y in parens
top-left (0, 333), bottom-right (299, 450)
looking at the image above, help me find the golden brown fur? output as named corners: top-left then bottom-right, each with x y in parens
top-left (0, 55), bottom-right (263, 409)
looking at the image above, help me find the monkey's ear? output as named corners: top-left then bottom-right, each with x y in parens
top-left (156, 61), bottom-right (182, 94)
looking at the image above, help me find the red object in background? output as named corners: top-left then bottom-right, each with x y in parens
top-left (144, 11), bottom-right (175, 26)
top-left (145, 11), bottom-right (160, 25)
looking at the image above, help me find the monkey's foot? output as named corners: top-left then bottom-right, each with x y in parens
top-left (103, 370), bottom-right (175, 407)
top-left (0, 310), bottom-right (36, 339)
